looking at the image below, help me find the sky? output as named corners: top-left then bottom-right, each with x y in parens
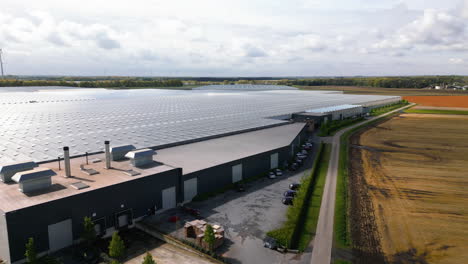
top-left (0, 0), bottom-right (467, 76)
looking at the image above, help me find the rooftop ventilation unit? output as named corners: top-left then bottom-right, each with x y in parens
top-left (125, 148), bottom-right (155, 167)
top-left (110, 145), bottom-right (136, 161)
top-left (12, 167), bottom-right (56, 193)
top-left (70, 181), bottom-right (90, 190)
top-left (0, 161), bottom-right (38, 183)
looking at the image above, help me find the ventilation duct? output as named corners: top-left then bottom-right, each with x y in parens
top-left (63, 146), bottom-right (72, 177)
top-left (0, 161), bottom-right (38, 183)
top-left (125, 149), bottom-right (155, 167)
top-left (110, 144), bottom-right (136, 161)
top-left (12, 167), bottom-right (56, 193)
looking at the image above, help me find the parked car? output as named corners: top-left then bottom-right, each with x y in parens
top-left (236, 183), bottom-right (245, 192)
top-left (301, 150), bottom-right (308, 155)
top-left (284, 190), bottom-right (297, 197)
top-left (289, 163), bottom-right (298, 171)
top-left (282, 196), bottom-right (294, 205)
top-left (296, 153), bottom-right (307, 159)
top-left (302, 144), bottom-right (311, 150)
top-left (263, 236), bottom-right (278, 249)
top-left (268, 172), bottom-right (276, 179)
top-left (275, 168), bottom-right (283, 176)
top-left (289, 183), bottom-right (301, 190)
top-left (295, 158), bottom-right (303, 165)
top-left (305, 142), bottom-right (313, 147)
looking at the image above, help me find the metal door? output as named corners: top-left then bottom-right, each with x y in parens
top-left (162, 186), bottom-right (176, 209)
top-left (48, 219), bottom-right (73, 252)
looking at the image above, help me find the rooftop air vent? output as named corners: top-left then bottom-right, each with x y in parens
top-left (70, 181), bottom-right (90, 190)
top-left (125, 148), bottom-right (155, 167)
top-left (0, 161), bottom-right (38, 183)
top-left (110, 145), bottom-right (136, 161)
top-left (12, 167), bottom-right (56, 193)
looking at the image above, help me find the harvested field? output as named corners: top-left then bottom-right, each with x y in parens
top-left (349, 114), bottom-right (468, 264)
top-left (403, 96), bottom-right (468, 108)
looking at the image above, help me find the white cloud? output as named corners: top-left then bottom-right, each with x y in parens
top-left (449, 58), bottom-right (464, 64)
top-left (373, 8), bottom-right (468, 51)
top-left (0, 0), bottom-right (467, 76)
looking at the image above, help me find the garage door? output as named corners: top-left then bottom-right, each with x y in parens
top-left (232, 164), bottom-right (242, 183)
top-left (162, 186), bottom-right (176, 209)
top-left (184, 178), bottom-right (198, 202)
top-left (270, 153), bottom-right (279, 169)
top-left (48, 219), bottom-right (73, 252)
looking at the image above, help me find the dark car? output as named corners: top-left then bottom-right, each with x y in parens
top-left (282, 196), bottom-right (293, 205)
top-left (284, 190), bottom-right (297, 197)
top-left (236, 183), bottom-right (245, 192)
top-left (263, 236), bottom-right (278, 249)
top-left (289, 183), bottom-right (301, 190)
top-left (289, 163), bottom-right (298, 171)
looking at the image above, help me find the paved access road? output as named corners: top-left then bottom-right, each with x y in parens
top-left (310, 104), bottom-right (415, 264)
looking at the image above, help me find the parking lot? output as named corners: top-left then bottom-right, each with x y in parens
top-left (143, 136), bottom-right (319, 264)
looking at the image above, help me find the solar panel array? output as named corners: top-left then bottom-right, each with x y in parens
top-left (0, 88), bottom-right (400, 164)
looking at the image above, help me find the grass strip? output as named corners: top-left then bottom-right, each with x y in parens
top-left (370, 100), bottom-right (409, 116)
top-left (318, 118), bottom-right (365, 137)
top-left (267, 143), bottom-right (327, 250)
top-left (296, 144), bottom-right (331, 250)
top-left (405, 109), bottom-right (468, 115)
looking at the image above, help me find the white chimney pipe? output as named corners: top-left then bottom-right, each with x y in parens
top-left (105, 141), bottom-right (111, 169)
top-left (63, 146), bottom-right (71, 177)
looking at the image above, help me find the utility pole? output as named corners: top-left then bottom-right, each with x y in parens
top-left (0, 48), bottom-right (4, 78)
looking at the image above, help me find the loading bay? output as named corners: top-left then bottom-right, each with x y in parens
top-left (142, 137), bottom-right (320, 264)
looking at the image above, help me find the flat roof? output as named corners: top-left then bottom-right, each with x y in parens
top-left (305, 104), bottom-right (361, 113)
top-left (0, 152), bottom-right (175, 212)
top-left (0, 87), bottom-right (400, 164)
top-left (154, 123), bottom-right (306, 175)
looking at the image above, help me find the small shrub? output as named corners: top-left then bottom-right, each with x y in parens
top-left (108, 232), bottom-right (125, 259)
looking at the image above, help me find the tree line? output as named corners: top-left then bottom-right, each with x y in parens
top-left (279, 76), bottom-right (465, 89)
top-left (0, 79), bottom-right (183, 88)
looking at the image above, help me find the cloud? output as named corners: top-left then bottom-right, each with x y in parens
top-left (449, 58), bottom-right (464, 64)
top-left (243, 44), bottom-right (267, 57)
top-left (373, 8), bottom-right (468, 51)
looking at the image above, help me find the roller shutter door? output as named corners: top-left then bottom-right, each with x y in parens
top-left (48, 219), bottom-right (73, 252)
top-left (270, 153), bottom-right (279, 169)
top-left (162, 186), bottom-right (176, 209)
top-left (184, 178), bottom-right (198, 202)
top-left (232, 164), bottom-right (242, 183)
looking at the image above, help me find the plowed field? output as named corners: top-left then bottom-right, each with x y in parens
top-left (349, 114), bottom-right (468, 264)
top-left (403, 96), bottom-right (468, 108)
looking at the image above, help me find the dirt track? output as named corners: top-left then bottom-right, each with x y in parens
top-left (349, 120), bottom-right (387, 264)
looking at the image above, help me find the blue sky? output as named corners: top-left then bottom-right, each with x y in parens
top-left (0, 0), bottom-right (467, 76)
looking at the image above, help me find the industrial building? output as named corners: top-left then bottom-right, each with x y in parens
top-left (0, 86), bottom-right (401, 263)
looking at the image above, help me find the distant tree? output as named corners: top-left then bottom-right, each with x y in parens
top-left (82, 216), bottom-right (97, 246)
top-left (110, 260), bottom-right (121, 264)
top-left (203, 224), bottom-right (216, 251)
top-left (25, 237), bottom-right (38, 264)
top-left (141, 252), bottom-right (156, 264)
top-left (108, 232), bottom-right (125, 259)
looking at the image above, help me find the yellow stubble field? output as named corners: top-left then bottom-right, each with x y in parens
top-left (355, 114), bottom-right (468, 263)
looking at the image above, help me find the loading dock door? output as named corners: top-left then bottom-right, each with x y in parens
top-left (184, 178), bottom-right (198, 202)
top-left (270, 153), bottom-right (279, 169)
top-left (48, 219), bottom-right (73, 252)
top-left (232, 164), bottom-right (242, 183)
top-left (162, 186), bottom-right (176, 209)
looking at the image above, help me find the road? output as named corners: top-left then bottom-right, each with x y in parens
top-left (310, 104), bottom-right (415, 264)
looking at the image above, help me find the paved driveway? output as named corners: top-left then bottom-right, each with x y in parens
top-left (186, 140), bottom-right (320, 264)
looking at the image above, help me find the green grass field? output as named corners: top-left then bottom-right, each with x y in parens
top-left (405, 108), bottom-right (468, 115)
